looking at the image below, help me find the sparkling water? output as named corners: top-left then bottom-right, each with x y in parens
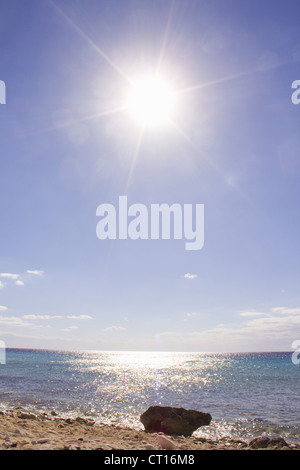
top-left (0, 349), bottom-right (299, 443)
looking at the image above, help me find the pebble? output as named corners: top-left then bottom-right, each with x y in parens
top-left (3, 441), bottom-right (18, 448)
top-left (156, 434), bottom-right (175, 450)
top-left (37, 438), bottom-right (50, 444)
top-left (18, 412), bottom-right (37, 420)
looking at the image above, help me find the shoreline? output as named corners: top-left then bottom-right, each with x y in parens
top-left (0, 407), bottom-right (298, 451)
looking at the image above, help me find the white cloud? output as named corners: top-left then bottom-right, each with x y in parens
top-left (0, 273), bottom-right (20, 280)
top-left (0, 316), bottom-right (34, 327)
top-left (183, 273), bottom-right (197, 280)
top-left (22, 315), bottom-right (63, 320)
top-left (183, 312), bottom-right (198, 322)
top-left (62, 326), bottom-right (79, 332)
top-left (0, 269), bottom-right (45, 289)
top-left (239, 311), bottom-right (270, 317)
top-left (271, 307), bottom-right (300, 315)
top-left (158, 306), bottom-right (300, 351)
top-left (67, 315), bottom-right (93, 320)
top-left (102, 326), bottom-right (126, 332)
top-left (0, 306), bottom-right (8, 312)
top-left (26, 270), bottom-right (44, 276)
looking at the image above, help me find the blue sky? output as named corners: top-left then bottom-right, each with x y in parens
top-left (0, 0), bottom-right (300, 352)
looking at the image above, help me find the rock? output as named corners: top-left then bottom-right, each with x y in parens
top-left (18, 440), bottom-right (29, 446)
top-left (249, 437), bottom-right (289, 449)
top-left (140, 406), bottom-right (212, 436)
top-left (75, 416), bottom-right (95, 426)
top-left (65, 418), bottom-right (75, 424)
top-left (248, 437), bottom-right (271, 449)
top-left (37, 438), bottom-right (50, 444)
top-left (268, 437), bottom-right (289, 449)
top-left (17, 411), bottom-right (37, 420)
top-left (4, 441), bottom-right (18, 448)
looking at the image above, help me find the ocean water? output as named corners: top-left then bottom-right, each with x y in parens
top-left (0, 349), bottom-right (299, 444)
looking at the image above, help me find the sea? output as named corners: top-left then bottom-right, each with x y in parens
top-left (0, 349), bottom-right (299, 444)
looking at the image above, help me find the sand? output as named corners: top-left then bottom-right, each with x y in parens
top-left (0, 407), bottom-right (298, 451)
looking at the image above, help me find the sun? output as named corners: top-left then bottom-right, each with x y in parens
top-left (126, 76), bottom-right (174, 127)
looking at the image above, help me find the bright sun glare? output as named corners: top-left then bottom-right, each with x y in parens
top-left (127, 76), bottom-right (174, 127)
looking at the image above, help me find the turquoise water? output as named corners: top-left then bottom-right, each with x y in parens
top-left (0, 349), bottom-right (299, 443)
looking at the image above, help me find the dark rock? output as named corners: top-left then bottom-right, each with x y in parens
top-left (249, 436), bottom-right (289, 449)
top-left (268, 437), bottom-right (289, 449)
top-left (75, 416), bottom-right (95, 426)
top-left (248, 437), bottom-right (270, 449)
top-left (140, 405), bottom-right (212, 436)
top-left (65, 418), bottom-right (75, 424)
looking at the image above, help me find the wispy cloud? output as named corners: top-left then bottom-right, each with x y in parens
top-left (183, 311), bottom-right (198, 322)
top-left (26, 270), bottom-right (44, 276)
top-left (0, 269), bottom-right (44, 288)
top-left (159, 306), bottom-right (300, 351)
top-left (239, 311), bottom-right (270, 317)
top-left (67, 315), bottom-right (93, 320)
top-left (271, 306), bottom-right (300, 315)
top-left (0, 316), bottom-right (34, 327)
top-left (0, 272), bottom-right (21, 286)
top-left (62, 326), bottom-right (79, 332)
top-left (102, 326), bottom-right (126, 332)
top-left (0, 306), bottom-right (8, 312)
top-left (183, 273), bottom-right (197, 280)
top-left (0, 273), bottom-right (20, 280)
top-left (22, 315), bottom-right (63, 320)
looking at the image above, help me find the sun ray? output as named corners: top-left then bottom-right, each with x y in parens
top-left (124, 126), bottom-right (145, 194)
top-left (2, 105), bottom-right (127, 145)
top-left (169, 118), bottom-right (248, 199)
top-left (174, 68), bottom-right (260, 97)
top-left (155, 0), bottom-right (176, 76)
top-left (174, 59), bottom-right (289, 97)
top-left (48, 1), bottom-right (133, 84)
top-left (169, 118), bottom-right (219, 170)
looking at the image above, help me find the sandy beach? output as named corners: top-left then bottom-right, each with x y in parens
top-left (0, 407), bottom-right (298, 451)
